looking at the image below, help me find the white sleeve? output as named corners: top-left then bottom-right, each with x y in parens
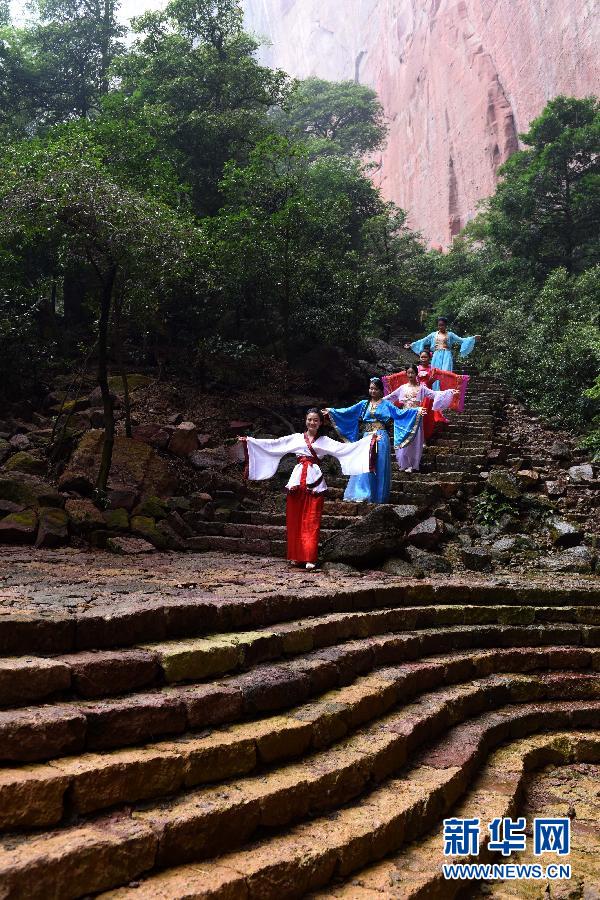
top-left (242, 435), bottom-right (301, 481)
top-left (421, 386), bottom-right (456, 411)
top-left (382, 387), bottom-right (404, 404)
top-left (318, 434), bottom-right (374, 476)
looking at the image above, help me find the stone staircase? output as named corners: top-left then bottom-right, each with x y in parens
top-left (186, 372), bottom-right (506, 557)
top-left (1, 579), bottom-right (599, 897)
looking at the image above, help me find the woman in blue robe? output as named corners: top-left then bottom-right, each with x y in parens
top-left (406, 317), bottom-right (480, 388)
top-left (324, 377), bottom-right (421, 503)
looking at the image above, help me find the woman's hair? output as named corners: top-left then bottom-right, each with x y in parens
top-left (437, 316), bottom-right (448, 324)
top-left (305, 407), bottom-right (324, 432)
top-left (419, 348), bottom-right (432, 358)
top-left (405, 364), bottom-right (419, 375)
top-left (369, 377), bottom-right (384, 393)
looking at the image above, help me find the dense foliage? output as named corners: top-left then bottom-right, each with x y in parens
top-left (0, 0), bottom-right (598, 452)
top-left (430, 96), bottom-right (600, 444)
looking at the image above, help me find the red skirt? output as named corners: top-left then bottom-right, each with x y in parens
top-left (421, 396), bottom-right (448, 441)
top-left (286, 490), bottom-right (324, 563)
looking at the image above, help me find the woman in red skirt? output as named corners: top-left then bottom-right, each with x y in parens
top-left (238, 409), bottom-right (376, 569)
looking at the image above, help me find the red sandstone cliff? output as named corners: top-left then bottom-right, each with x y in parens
top-left (244, 0), bottom-right (600, 246)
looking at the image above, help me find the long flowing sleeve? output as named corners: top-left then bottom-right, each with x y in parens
top-left (241, 435), bottom-right (301, 481)
top-left (420, 385), bottom-right (457, 411)
top-left (317, 434), bottom-right (375, 476)
top-left (382, 370), bottom-right (408, 395)
top-left (380, 399), bottom-right (421, 448)
top-left (434, 370), bottom-right (470, 411)
top-left (410, 333), bottom-right (435, 355)
top-left (382, 385), bottom-right (405, 406)
top-left (327, 401), bottom-right (367, 443)
top-left (449, 332), bottom-right (477, 358)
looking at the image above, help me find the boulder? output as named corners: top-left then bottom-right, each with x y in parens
top-left (362, 337), bottom-right (399, 368)
top-left (0, 476), bottom-right (62, 509)
top-left (166, 496), bottom-right (191, 513)
top-left (132, 495), bottom-right (168, 519)
top-left (516, 469), bottom-right (540, 489)
top-left (189, 449), bottom-right (229, 471)
top-left (130, 515), bottom-right (169, 550)
top-left (59, 430), bottom-right (176, 503)
top-left (106, 535), bottom-right (155, 555)
top-left (88, 385), bottom-right (120, 407)
top-left (65, 499), bottom-right (105, 531)
top-left (168, 422), bottom-right (199, 458)
top-left (189, 492), bottom-right (213, 510)
top-left (132, 424), bottom-right (170, 451)
top-left (568, 464), bottom-right (594, 483)
top-left (106, 484), bottom-right (139, 512)
top-left (321, 561), bottom-right (361, 576)
top-left (490, 535), bottom-right (534, 556)
top-left (407, 516), bottom-right (445, 550)
top-left (107, 374), bottom-right (152, 395)
top-left (545, 480), bottom-right (565, 497)
top-left (546, 518), bottom-right (583, 548)
top-left (9, 434), bottom-right (31, 452)
top-left (0, 509), bottom-right (38, 544)
top-left (3, 451), bottom-right (47, 477)
top-left (542, 547), bottom-right (595, 574)
top-left (102, 508), bottom-right (130, 531)
top-left (156, 518), bottom-right (188, 550)
top-left (88, 409), bottom-right (106, 429)
top-left (320, 505), bottom-right (409, 565)
top-left (487, 470), bottom-right (521, 500)
top-left (392, 504), bottom-right (420, 527)
top-left (405, 546), bottom-right (451, 574)
top-left (461, 546), bottom-right (493, 572)
top-left (35, 507), bottom-right (69, 548)
top-left (549, 441), bottom-right (571, 461)
top-left (381, 557), bottom-right (424, 578)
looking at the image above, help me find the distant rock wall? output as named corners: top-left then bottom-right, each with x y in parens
top-left (244, 0), bottom-right (600, 246)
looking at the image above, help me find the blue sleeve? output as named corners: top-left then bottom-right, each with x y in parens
top-left (380, 401), bottom-right (421, 448)
top-left (410, 332), bottom-right (434, 354)
top-left (449, 332), bottom-right (477, 357)
top-left (328, 401), bottom-right (366, 443)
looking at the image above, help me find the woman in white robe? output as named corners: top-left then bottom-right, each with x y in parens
top-left (239, 408), bottom-right (375, 569)
top-left (384, 365), bottom-right (458, 472)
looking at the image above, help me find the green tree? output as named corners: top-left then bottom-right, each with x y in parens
top-left (480, 95), bottom-right (600, 277)
top-left (115, 0), bottom-right (288, 214)
top-left (0, 130), bottom-right (203, 493)
top-left (274, 77), bottom-right (387, 157)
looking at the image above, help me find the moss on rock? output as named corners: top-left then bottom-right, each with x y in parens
top-left (0, 509), bottom-right (38, 543)
top-left (130, 515), bottom-right (169, 550)
top-left (3, 452), bottom-right (47, 477)
top-left (132, 495), bottom-right (168, 519)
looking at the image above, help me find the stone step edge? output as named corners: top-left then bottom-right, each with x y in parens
top-left (3, 606), bottom-right (600, 709)
top-left (90, 702), bottom-right (600, 900)
top-left (2, 626), bottom-right (600, 765)
top-left (4, 581), bottom-right (599, 657)
top-left (1, 648), bottom-right (597, 831)
top-left (313, 729), bottom-right (600, 899)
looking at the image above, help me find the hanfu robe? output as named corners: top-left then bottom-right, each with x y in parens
top-left (241, 432), bottom-right (375, 563)
top-left (328, 400), bottom-right (420, 503)
top-left (409, 331), bottom-right (477, 388)
top-left (382, 367), bottom-right (470, 441)
top-left (383, 384), bottom-right (456, 471)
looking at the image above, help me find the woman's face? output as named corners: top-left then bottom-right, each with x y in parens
top-left (419, 351), bottom-right (431, 367)
top-left (368, 382), bottom-right (383, 401)
top-left (406, 367), bottom-right (418, 384)
top-left (305, 412), bottom-right (321, 434)
top-left (437, 319), bottom-right (448, 333)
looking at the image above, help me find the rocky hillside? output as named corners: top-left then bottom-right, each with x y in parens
top-left (0, 335), bottom-right (597, 575)
top-left (244, 0), bottom-right (600, 245)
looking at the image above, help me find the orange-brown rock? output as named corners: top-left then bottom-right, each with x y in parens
top-left (245, 0), bottom-right (600, 246)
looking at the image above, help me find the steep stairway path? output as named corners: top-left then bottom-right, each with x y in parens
top-left (0, 578), bottom-right (599, 898)
top-left (187, 373), bottom-right (505, 557)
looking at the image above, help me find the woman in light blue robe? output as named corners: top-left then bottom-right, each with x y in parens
top-left (325, 377), bottom-right (421, 503)
top-left (406, 317), bottom-right (480, 389)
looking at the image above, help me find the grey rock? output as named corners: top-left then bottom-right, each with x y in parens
top-left (405, 546), bottom-right (452, 574)
top-left (381, 557), bottom-right (423, 578)
top-left (487, 469), bottom-right (521, 500)
top-left (568, 464), bottom-right (594, 483)
top-left (9, 434), bottom-right (31, 452)
top-left (321, 561), bottom-right (361, 576)
top-left (392, 504), bottom-right (419, 525)
top-left (547, 518), bottom-right (583, 548)
top-left (321, 505), bottom-right (408, 565)
top-left (541, 546), bottom-right (595, 574)
top-left (407, 516), bottom-right (445, 550)
top-left (549, 441), bottom-right (571, 461)
top-left (461, 546), bottom-right (493, 572)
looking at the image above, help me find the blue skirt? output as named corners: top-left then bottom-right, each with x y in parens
top-left (344, 428), bottom-right (390, 503)
top-left (431, 349), bottom-right (454, 390)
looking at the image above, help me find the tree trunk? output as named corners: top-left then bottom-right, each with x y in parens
top-left (96, 265), bottom-right (117, 498)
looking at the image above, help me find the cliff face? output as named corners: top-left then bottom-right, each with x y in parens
top-left (244, 0), bottom-right (600, 246)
